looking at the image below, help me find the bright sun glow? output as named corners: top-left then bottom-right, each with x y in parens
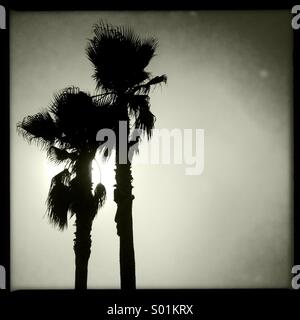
top-left (92, 155), bottom-right (116, 193)
top-left (44, 155), bottom-right (116, 198)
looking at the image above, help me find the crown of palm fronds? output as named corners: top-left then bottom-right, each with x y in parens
top-left (50, 87), bottom-right (106, 147)
top-left (86, 21), bottom-right (167, 144)
top-left (18, 86), bottom-right (112, 232)
top-left (86, 22), bottom-right (158, 92)
top-left (18, 86), bottom-right (116, 153)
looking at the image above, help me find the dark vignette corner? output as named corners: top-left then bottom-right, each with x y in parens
top-left (294, 18), bottom-right (299, 269)
top-left (0, 0), bottom-right (10, 292)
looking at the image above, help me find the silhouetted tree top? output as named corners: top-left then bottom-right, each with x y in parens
top-left (86, 21), bottom-right (167, 94)
top-left (87, 22), bottom-right (167, 141)
top-left (17, 86), bottom-right (110, 230)
top-left (17, 87), bottom-right (116, 151)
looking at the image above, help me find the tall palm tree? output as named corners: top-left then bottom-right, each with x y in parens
top-left (17, 87), bottom-right (111, 289)
top-left (86, 22), bottom-right (167, 290)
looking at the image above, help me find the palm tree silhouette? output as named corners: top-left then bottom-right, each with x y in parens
top-left (86, 22), bottom-right (167, 290)
top-left (17, 87), bottom-right (112, 289)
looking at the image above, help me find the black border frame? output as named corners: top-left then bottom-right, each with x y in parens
top-left (0, 0), bottom-right (299, 315)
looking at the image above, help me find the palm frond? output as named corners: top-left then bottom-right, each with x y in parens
top-left (94, 182), bottom-right (106, 208)
top-left (49, 87), bottom-right (93, 124)
top-left (92, 91), bottom-right (117, 106)
top-left (53, 168), bottom-right (71, 185)
top-left (17, 110), bottom-right (57, 149)
top-left (48, 86), bottom-right (112, 148)
top-left (132, 74), bottom-right (167, 95)
top-left (47, 146), bottom-right (78, 165)
top-left (128, 95), bottom-right (156, 139)
top-left (86, 21), bottom-right (157, 91)
top-left (46, 169), bottom-right (71, 230)
top-left (135, 108), bottom-right (156, 139)
top-left (128, 94), bottom-right (149, 116)
top-left (128, 138), bottom-right (140, 157)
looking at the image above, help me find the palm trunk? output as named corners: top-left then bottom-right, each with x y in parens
top-left (114, 105), bottom-right (136, 290)
top-left (74, 215), bottom-right (92, 289)
top-left (72, 151), bottom-right (94, 290)
top-left (114, 162), bottom-right (136, 290)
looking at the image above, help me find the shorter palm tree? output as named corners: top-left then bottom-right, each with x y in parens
top-left (17, 87), bottom-right (112, 289)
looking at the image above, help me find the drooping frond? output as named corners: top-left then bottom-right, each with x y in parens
top-left (47, 146), bottom-right (78, 165)
top-left (53, 168), bottom-right (71, 185)
top-left (128, 94), bottom-right (149, 115)
top-left (132, 74), bottom-right (167, 95)
top-left (128, 94), bottom-right (156, 139)
top-left (46, 169), bottom-right (71, 230)
top-left (86, 21), bottom-right (158, 91)
top-left (94, 182), bottom-right (107, 209)
top-left (135, 108), bottom-right (156, 139)
top-left (17, 110), bottom-right (57, 149)
top-left (146, 74), bottom-right (167, 86)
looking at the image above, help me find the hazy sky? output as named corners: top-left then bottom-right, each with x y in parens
top-left (10, 10), bottom-right (292, 289)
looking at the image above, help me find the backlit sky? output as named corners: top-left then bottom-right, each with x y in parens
top-left (10, 10), bottom-right (292, 289)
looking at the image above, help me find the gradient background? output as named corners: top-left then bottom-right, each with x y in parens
top-left (10, 10), bottom-right (292, 289)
